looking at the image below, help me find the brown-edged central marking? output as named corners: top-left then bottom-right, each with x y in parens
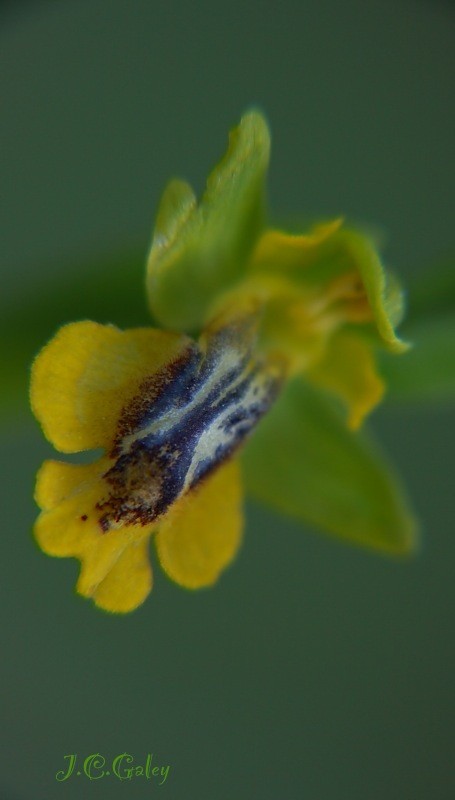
top-left (95, 325), bottom-right (282, 532)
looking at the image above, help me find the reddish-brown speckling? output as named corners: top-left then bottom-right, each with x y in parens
top-left (91, 325), bottom-right (283, 536)
top-left (98, 516), bottom-right (110, 533)
top-left (110, 345), bottom-right (196, 457)
top-left (95, 446), bottom-right (166, 531)
top-left (80, 514), bottom-right (88, 521)
top-left (93, 346), bottom-right (198, 533)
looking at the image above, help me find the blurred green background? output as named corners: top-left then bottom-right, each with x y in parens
top-left (1, 1), bottom-right (454, 798)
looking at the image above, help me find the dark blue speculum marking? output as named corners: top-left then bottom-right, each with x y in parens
top-left (96, 321), bottom-right (283, 531)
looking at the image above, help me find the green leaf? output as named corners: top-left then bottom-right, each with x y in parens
top-left (242, 378), bottom-right (417, 554)
top-left (380, 315), bottom-right (455, 403)
top-left (146, 109), bottom-right (270, 332)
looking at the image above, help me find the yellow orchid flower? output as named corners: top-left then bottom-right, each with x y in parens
top-left (31, 110), bottom-right (416, 614)
top-left (31, 316), bottom-right (282, 612)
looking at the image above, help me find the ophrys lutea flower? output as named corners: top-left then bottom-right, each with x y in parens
top-left (31, 111), bottom-right (416, 613)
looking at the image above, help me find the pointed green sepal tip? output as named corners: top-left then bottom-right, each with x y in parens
top-left (340, 229), bottom-right (410, 354)
top-left (146, 110), bottom-right (271, 332)
top-left (242, 378), bottom-right (419, 556)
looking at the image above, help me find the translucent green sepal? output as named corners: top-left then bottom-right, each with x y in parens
top-left (251, 224), bottom-right (409, 353)
top-left (242, 377), bottom-right (418, 554)
top-left (340, 230), bottom-right (409, 352)
top-left (146, 110), bottom-right (270, 332)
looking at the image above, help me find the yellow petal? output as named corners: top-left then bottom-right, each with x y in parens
top-left (34, 459), bottom-right (112, 557)
top-left (35, 458), bottom-right (108, 511)
top-left (86, 537), bottom-right (153, 614)
top-left (34, 458), bottom-right (155, 612)
top-left (30, 321), bottom-right (189, 453)
top-left (307, 332), bottom-right (385, 429)
top-left (155, 458), bottom-right (243, 589)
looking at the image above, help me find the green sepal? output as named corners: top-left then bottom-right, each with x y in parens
top-left (337, 229), bottom-right (408, 352)
top-left (251, 225), bottom-right (409, 353)
top-left (242, 377), bottom-right (417, 554)
top-left (146, 110), bottom-right (270, 332)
